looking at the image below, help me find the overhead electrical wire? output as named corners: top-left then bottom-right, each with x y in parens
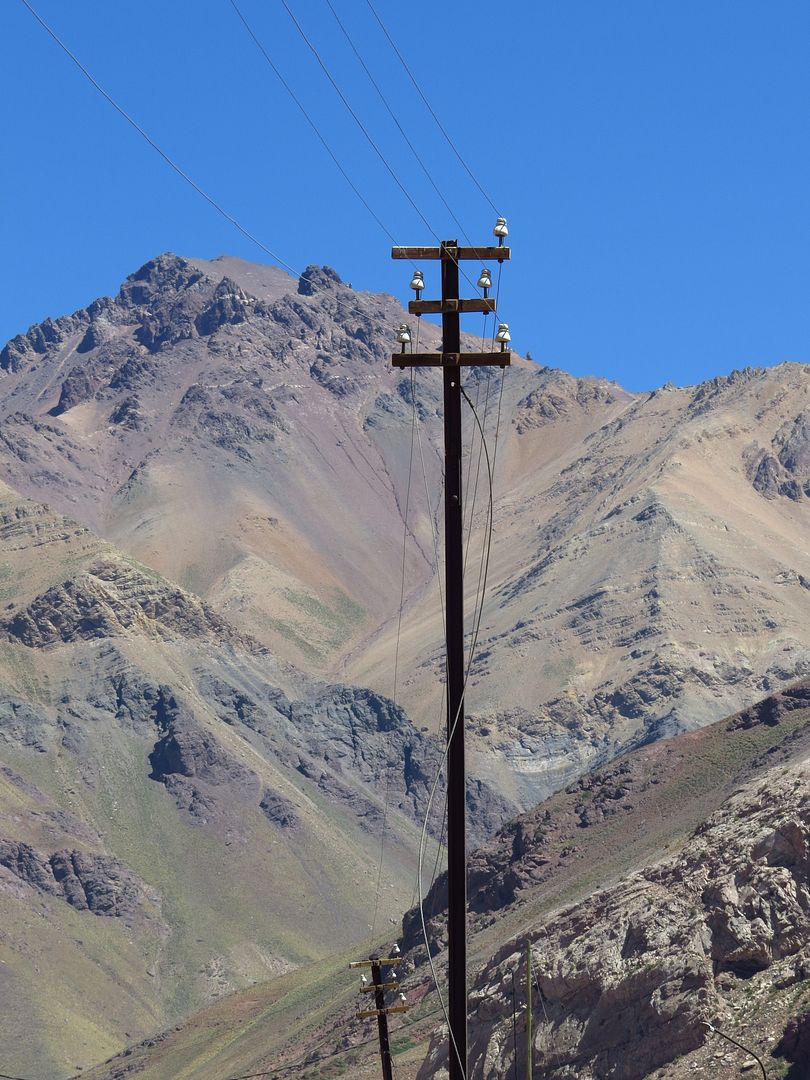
top-left (415, 382), bottom-right (500, 1080)
top-left (17, 0), bottom-right (299, 280)
top-left (365, 0), bottom-right (502, 217)
top-left (227, 0), bottom-right (401, 249)
top-left (220, 1000), bottom-right (448, 1080)
top-left (368, 341), bottom-right (421, 945)
top-left (277, 0), bottom-right (501, 312)
top-left (23, 6), bottom-right (514, 1076)
top-left (280, 0), bottom-right (440, 242)
top-left (323, 0), bottom-right (475, 249)
top-left (22, 0), bottom-right (511, 351)
top-left (19, 0), bottom-right (416, 348)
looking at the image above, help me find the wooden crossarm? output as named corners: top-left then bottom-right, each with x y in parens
top-left (408, 298), bottom-right (496, 315)
top-left (360, 981), bottom-right (399, 993)
top-left (355, 1005), bottom-right (410, 1019)
top-left (391, 246), bottom-right (510, 261)
top-left (348, 958), bottom-right (403, 968)
top-left (392, 352), bottom-right (511, 368)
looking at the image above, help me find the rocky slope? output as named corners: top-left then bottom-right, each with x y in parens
top-left (407, 683), bottom-right (810, 1079)
top-left (0, 476), bottom-right (509, 1077)
top-left (3, 254), bottom-right (810, 817)
top-left (78, 682), bottom-right (810, 1080)
top-left (3, 254), bottom-right (810, 1077)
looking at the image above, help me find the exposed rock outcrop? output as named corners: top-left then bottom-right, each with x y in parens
top-left (0, 840), bottom-right (146, 917)
top-left (148, 687), bottom-right (260, 824)
top-left (2, 559), bottom-right (256, 649)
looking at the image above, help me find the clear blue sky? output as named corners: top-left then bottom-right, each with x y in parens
top-left (2, 0), bottom-right (808, 390)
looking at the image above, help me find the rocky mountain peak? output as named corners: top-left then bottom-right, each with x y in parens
top-left (118, 252), bottom-right (207, 307)
top-left (297, 264), bottom-right (343, 296)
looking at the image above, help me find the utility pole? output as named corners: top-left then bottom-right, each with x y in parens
top-left (351, 953), bottom-right (408, 1080)
top-left (392, 233), bottom-right (511, 1080)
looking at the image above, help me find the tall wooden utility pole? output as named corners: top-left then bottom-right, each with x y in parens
top-left (391, 237), bottom-right (511, 1080)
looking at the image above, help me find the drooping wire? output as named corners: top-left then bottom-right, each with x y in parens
top-left (404, 348), bottom-right (450, 920)
top-left (511, 977), bottom-right (519, 1080)
top-left (365, 0), bottom-right (502, 216)
top-left (369, 323), bottom-right (420, 946)
top-left (20, 0), bottom-right (423, 343)
top-left (528, 942), bottom-right (560, 1074)
top-left (228, 0), bottom-right (401, 249)
top-left (18, 0), bottom-right (300, 280)
top-left (415, 383), bottom-right (498, 1080)
top-left (280, 0), bottom-right (439, 242)
top-left (461, 311), bottom-right (495, 565)
top-left (463, 262), bottom-right (504, 594)
top-left (324, 0), bottom-right (475, 247)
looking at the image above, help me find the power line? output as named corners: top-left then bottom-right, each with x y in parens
top-left (369, 337), bottom-right (421, 945)
top-left (365, 0), bottom-right (501, 217)
top-left (20, 0), bottom-right (413, 339)
top-left (17, 0), bottom-right (299, 280)
top-left (324, 0), bottom-right (474, 247)
top-left (227, 0), bottom-right (401, 249)
top-left (280, 0), bottom-right (440, 242)
top-left (21, 0), bottom-right (511, 347)
top-left (221, 1002), bottom-right (448, 1080)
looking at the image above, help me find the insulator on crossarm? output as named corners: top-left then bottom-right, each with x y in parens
top-left (396, 324), bottom-right (412, 354)
top-left (493, 217), bottom-right (508, 246)
top-left (477, 267), bottom-right (492, 298)
top-left (496, 323), bottom-right (511, 352)
top-left (409, 269), bottom-right (424, 300)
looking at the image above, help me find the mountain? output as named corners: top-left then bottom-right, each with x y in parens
top-left (2, 252), bottom-right (810, 1076)
top-left (4, 254), bottom-right (810, 814)
top-left (0, 474), bottom-right (516, 1076)
top-left (78, 679), bottom-right (810, 1080)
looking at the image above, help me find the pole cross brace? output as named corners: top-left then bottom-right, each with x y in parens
top-left (408, 298), bottom-right (496, 315)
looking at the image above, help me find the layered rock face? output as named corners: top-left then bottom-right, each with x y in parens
top-left (463, 766), bottom-right (810, 1079)
top-left (404, 690), bottom-right (810, 1079)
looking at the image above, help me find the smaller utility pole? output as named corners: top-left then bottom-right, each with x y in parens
top-left (350, 954), bottom-right (408, 1080)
